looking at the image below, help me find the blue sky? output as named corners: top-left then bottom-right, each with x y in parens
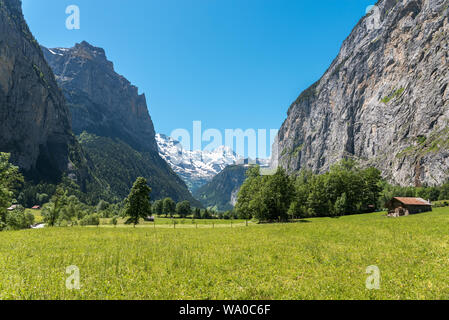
top-left (22, 0), bottom-right (374, 154)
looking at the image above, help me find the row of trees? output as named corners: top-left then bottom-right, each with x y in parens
top-left (123, 177), bottom-right (227, 226)
top-left (36, 164), bottom-right (449, 228)
top-left (235, 160), bottom-right (384, 222)
top-left (5, 148), bottom-right (449, 230)
top-left (379, 183), bottom-right (449, 204)
top-left (39, 177), bottom-right (217, 228)
top-left (152, 198), bottom-right (198, 218)
top-left (235, 159), bottom-right (449, 222)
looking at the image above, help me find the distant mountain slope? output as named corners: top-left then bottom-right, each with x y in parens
top-left (276, 0), bottom-right (449, 186)
top-left (43, 42), bottom-right (197, 204)
top-left (156, 134), bottom-right (243, 191)
top-left (79, 133), bottom-right (201, 205)
top-left (193, 165), bottom-right (249, 211)
top-left (0, 0), bottom-right (92, 185)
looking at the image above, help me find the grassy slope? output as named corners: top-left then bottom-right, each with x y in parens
top-left (1, 209), bottom-right (449, 299)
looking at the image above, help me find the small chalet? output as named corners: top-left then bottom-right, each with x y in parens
top-left (386, 197), bottom-right (432, 217)
top-left (31, 205), bottom-right (41, 210)
top-left (7, 205), bottom-right (17, 211)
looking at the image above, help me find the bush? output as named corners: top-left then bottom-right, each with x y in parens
top-left (111, 216), bottom-right (119, 226)
top-left (80, 214), bottom-right (100, 226)
top-left (5, 207), bottom-right (34, 230)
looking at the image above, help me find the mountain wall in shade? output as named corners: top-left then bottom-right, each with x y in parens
top-left (0, 0), bottom-right (90, 184)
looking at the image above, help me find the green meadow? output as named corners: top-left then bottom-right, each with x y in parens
top-left (1, 208), bottom-right (449, 300)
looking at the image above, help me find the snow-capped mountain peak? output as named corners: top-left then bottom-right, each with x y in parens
top-left (156, 134), bottom-right (243, 191)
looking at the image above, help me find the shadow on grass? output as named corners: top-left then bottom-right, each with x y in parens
top-left (291, 219), bottom-right (312, 224)
top-left (258, 219), bottom-right (312, 225)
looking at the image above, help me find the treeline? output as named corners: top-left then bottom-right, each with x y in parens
top-left (235, 159), bottom-right (449, 222)
top-left (235, 160), bottom-right (383, 221)
top-left (379, 182), bottom-right (449, 204)
top-left (30, 185), bottom-right (212, 228)
top-left (151, 198), bottom-right (234, 219)
top-left (4, 149), bottom-right (449, 230)
top-left (0, 151), bottom-right (216, 231)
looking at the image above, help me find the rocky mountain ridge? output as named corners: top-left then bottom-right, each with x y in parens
top-left (43, 41), bottom-right (199, 204)
top-left (156, 133), bottom-right (270, 191)
top-left (156, 134), bottom-right (243, 191)
top-left (42, 42), bottom-right (158, 153)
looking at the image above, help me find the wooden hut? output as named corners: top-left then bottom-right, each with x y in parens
top-left (386, 197), bottom-right (432, 217)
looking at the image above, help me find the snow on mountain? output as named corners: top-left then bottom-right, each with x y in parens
top-left (156, 134), bottom-right (270, 192)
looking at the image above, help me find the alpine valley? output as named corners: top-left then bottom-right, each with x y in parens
top-left (2, 0), bottom-right (449, 212)
top-left (2, 0), bottom-right (449, 301)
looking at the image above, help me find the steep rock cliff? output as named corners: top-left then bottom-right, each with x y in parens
top-left (0, 0), bottom-right (88, 183)
top-left (277, 0), bottom-right (449, 186)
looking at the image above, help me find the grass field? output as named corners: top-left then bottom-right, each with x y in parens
top-left (26, 209), bottom-right (42, 224)
top-left (99, 217), bottom-right (247, 228)
top-left (1, 208), bottom-right (449, 300)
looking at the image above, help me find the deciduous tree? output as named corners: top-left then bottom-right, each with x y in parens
top-left (124, 177), bottom-right (152, 226)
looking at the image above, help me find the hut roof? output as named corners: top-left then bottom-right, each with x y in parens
top-left (393, 197), bottom-right (431, 206)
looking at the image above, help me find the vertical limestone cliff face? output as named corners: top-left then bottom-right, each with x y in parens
top-left (0, 0), bottom-right (86, 182)
top-left (277, 0), bottom-right (449, 186)
top-left (42, 41), bottom-right (158, 153)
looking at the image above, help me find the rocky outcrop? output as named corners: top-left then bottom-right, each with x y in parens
top-left (0, 0), bottom-right (87, 182)
top-left (277, 0), bottom-right (449, 186)
top-left (42, 42), bottom-right (157, 153)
